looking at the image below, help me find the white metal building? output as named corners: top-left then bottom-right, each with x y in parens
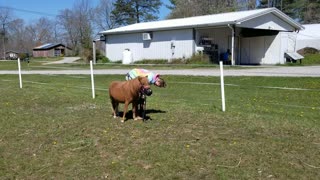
top-left (295, 24), bottom-right (320, 51)
top-left (100, 8), bottom-right (304, 65)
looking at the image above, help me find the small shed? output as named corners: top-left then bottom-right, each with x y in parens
top-left (100, 7), bottom-right (304, 65)
top-left (5, 50), bottom-right (19, 60)
top-left (33, 43), bottom-right (71, 57)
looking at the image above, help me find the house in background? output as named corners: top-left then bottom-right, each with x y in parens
top-left (33, 43), bottom-right (71, 57)
top-left (5, 50), bottom-right (19, 60)
top-left (100, 7), bottom-right (304, 65)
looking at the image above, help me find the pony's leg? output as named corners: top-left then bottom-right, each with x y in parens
top-left (122, 101), bottom-right (129, 122)
top-left (132, 102), bottom-right (137, 120)
top-left (133, 101), bottom-right (143, 121)
top-left (115, 103), bottom-right (119, 116)
top-left (143, 97), bottom-right (147, 120)
top-left (111, 99), bottom-right (117, 118)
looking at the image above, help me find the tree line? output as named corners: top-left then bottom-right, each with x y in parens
top-left (0, 0), bottom-right (319, 60)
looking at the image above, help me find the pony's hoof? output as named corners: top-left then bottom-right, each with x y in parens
top-left (134, 116), bottom-right (143, 121)
top-left (113, 115), bottom-right (117, 118)
top-left (121, 119), bottom-right (125, 123)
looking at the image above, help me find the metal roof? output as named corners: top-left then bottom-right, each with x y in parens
top-left (285, 52), bottom-right (304, 60)
top-left (100, 8), bottom-right (303, 35)
top-left (33, 43), bottom-right (67, 50)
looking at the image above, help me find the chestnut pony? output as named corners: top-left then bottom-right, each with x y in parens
top-left (109, 76), bottom-right (151, 122)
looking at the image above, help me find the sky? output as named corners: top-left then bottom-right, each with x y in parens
top-left (0, 0), bottom-right (171, 24)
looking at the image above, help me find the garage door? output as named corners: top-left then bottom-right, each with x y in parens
top-left (240, 37), bottom-right (265, 65)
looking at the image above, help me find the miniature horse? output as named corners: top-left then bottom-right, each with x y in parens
top-left (109, 76), bottom-right (151, 122)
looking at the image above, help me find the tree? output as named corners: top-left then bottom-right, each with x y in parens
top-left (28, 18), bottom-right (55, 45)
top-left (111, 0), bottom-right (162, 26)
top-left (0, 7), bottom-right (13, 59)
top-left (257, 0), bottom-right (320, 24)
top-left (167, 0), bottom-right (239, 19)
top-left (303, 0), bottom-right (320, 23)
top-left (258, 0), bottom-right (284, 9)
top-left (92, 0), bottom-right (116, 31)
top-left (57, 0), bottom-right (94, 57)
top-left (9, 19), bottom-right (36, 54)
top-left (238, 0), bottom-right (257, 10)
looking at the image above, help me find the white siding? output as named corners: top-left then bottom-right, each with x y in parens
top-left (106, 33), bottom-right (140, 61)
top-left (106, 29), bottom-right (194, 62)
top-left (240, 34), bottom-right (286, 65)
top-left (238, 13), bottom-right (295, 31)
top-left (295, 24), bottom-right (320, 50)
top-left (240, 37), bottom-right (265, 64)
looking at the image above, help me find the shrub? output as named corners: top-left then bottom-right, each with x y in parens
top-left (185, 53), bottom-right (210, 64)
top-left (297, 47), bottom-right (319, 55)
top-left (99, 56), bottom-right (110, 63)
top-left (134, 59), bottom-right (168, 64)
top-left (18, 53), bottom-right (29, 61)
top-left (96, 50), bottom-right (109, 63)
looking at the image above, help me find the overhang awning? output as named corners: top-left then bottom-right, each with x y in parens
top-left (285, 52), bottom-right (304, 60)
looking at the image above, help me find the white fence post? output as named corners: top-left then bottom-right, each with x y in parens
top-left (219, 61), bottom-right (225, 112)
top-left (93, 41), bottom-right (96, 65)
top-left (90, 60), bottom-right (95, 99)
top-left (18, 58), bottom-right (22, 88)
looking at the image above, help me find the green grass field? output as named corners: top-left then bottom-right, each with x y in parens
top-left (0, 74), bottom-right (319, 179)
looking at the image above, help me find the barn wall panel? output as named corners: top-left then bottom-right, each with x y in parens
top-left (106, 29), bottom-right (194, 62)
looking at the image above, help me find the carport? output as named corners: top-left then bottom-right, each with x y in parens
top-left (193, 8), bottom-right (304, 65)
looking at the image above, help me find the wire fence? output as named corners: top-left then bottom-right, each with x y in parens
top-left (1, 58), bottom-right (319, 112)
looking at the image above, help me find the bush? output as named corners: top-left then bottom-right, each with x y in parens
top-left (185, 53), bottom-right (210, 64)
top-left (96, 50), bottom-right (109, 63)
top-left (134, 59), bottom-right (168, 64)
top-left (18, 53), bottom-right (30, 61)
top-left (297, 47), bottom-right (319, 55)
top-left (99, 56), bottom-right (110, 63)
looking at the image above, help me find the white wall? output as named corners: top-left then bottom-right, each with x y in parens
top-left (240, 34), bottom-right (287, 65)
top-left (105, 33), bottom-right (140, 61)
top-left (105, 27), bottom-right (297, 65)
top-left (238, 13), bottom-right (295, 31)
top-left (105, 29), bottom-right (194, 62)
top-left (295, 24), bottom-right (320, 50)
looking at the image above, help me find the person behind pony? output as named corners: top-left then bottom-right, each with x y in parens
top-left (125, 68), bottom-right (166, 119)
top-left (126, 68), bottom-right (166, 88)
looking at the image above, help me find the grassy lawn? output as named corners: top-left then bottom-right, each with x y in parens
top-left (0, 74), bottom-right (319, 179)
top-left (1, 53), bottom-right (320, 70)
top-left (1, 54), bottom-right (319, 72)
top-left (0, 59), bottom-right (221, 71)
top-left (282, 53), bottom-right (320, 66)
top-left (0, 58), bottom-right (263, 71)
top-left (301, 53), bottom-right (320, 65)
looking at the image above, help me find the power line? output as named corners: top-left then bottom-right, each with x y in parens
top-left (0, 6), bottom-right (57, 17)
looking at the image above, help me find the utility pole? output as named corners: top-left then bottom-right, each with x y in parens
top-left (2, 23), bottom-right (5, 60)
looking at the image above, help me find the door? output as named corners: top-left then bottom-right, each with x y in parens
top-left (240, 37), bottom-right (265, 65)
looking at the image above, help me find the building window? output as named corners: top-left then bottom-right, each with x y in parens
top-left (54, 49), bottom-right (61, 56)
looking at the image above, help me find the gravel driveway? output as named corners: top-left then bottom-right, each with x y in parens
top-left (42, 57), bottom-right (80, 65)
